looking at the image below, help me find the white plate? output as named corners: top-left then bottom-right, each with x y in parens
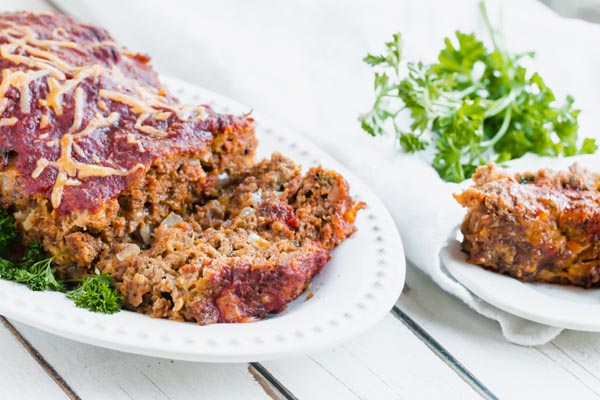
top-left (0, 75), bottom-right (405, 362)
top-left (442, 228), bottom-right (600, 332)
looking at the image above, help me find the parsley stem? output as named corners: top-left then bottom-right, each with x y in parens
top-left (479, 1), bottom-right (500, 52)
top-left (484, 87), bottom-right (520, 118)
top-left (480, 106), bottom-right (512, 148)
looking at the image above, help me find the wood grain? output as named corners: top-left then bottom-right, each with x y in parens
top-left (398, 264), bottom-right (600, 400)
top-left (1, 318), bottom-right (80, 400)
top-left (9, 320), bottom-right (274, 400)
top-left (261, 315), bottom-right (480, 400)
top-left (0, 321), bottom-right (68, 400)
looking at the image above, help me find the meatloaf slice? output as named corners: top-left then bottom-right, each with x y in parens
top-left (0, 12), bottom-right (256, 268)
top-left (96, 154), bottom-right (365, 323)
top-left (455, 163), bottom-right (600, 287)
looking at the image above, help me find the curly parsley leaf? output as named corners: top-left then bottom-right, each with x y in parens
top-left (20, 240), bottom-right (44, 268)
top-left (66, 271), bottom-right (122, 314)
top-left (14, 252), bottom-right (63, 292)
top-left (360, 1), bottom-right (597, 182)
top-left (0, 208), bottom-right (18, 256)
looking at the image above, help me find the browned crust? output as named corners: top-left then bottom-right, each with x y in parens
top-left (455, 163), bottom-right (600, 287)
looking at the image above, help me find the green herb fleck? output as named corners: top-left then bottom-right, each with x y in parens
top-left (519, 175), bottom-right (535, 184)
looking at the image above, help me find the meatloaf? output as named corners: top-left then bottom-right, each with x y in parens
top-left (455, 163), bottom-right (600, 287)
top-left (0, 12), bottom-right (364, 323)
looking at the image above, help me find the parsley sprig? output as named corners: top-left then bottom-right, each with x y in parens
top-left (0, 213), bottom-right (122, 314)
top-left (66, 271), bottom-right (123, 314)
top-left (360, 1), bottom-right (597, 182)
top-left (0, 242), bottom-right (63, 291)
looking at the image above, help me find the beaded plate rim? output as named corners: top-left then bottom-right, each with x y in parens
top-left (0, 75), bottom-right (406, 362)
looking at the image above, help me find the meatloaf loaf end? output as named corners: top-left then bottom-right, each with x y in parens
top-left (0, 12), bottom-right (256, 269)
top-left (0, 12), bottom-right (365, 324)
top-left (455, 163), bottom-right (600, 287)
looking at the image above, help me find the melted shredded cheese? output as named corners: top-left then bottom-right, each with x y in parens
top-left (0, 69), bottom-right (49, 114)
top-left (33, 134), bottom-right (144, 208)
top-left (0, 117), bottom-right (17, 126)
top-left (97, 99), bottom-right (108, 111)
top-left (126, 133), bottom-right (145, 152)
top-left (71, 112), bottom-right (119, 139)
top-left (0, 21), bottom-right (208, 209)
top-left (45, 64), bottom-right (103, 116)
top-left (0, 43), bottom-right (65, 79)
top-left (39, 113), bottom-right (49, 129)
top-left (68, 87), bottom-right (85, 133)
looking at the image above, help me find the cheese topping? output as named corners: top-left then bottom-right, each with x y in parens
top-left (0, 69), bottom-right (49, 114)
top-left (68, 87), bottom-right (84, 133)
top-left (44, 64), bottom-right (104, 116)
top-left (33, 134), bottom-right (144, 208)
top-left (0, 20), bottom-right (209, 209)
top-left (0, 117), bottom-right (17, 126)
top-left (39, 113), bottom-right (49, 129)
top-left (71, 112), bottom-right (119, 140)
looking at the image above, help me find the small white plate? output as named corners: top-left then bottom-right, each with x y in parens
top-left (0, 75), bottom-right (405, 362)
top-left (442, 229), bottom-right (600, 331)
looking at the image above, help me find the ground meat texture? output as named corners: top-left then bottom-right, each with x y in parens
top-left (454, 163), bottom-right (600, 287)
top-left (0, 12), bottom-right (364, 324)
top-left (96, 154), bottom-right (364, 324)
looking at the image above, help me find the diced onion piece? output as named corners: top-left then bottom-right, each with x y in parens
top-left (251, 189), bottom-right (263, 205)
top-left (116, 244), bottom-right (140, 261)
top-left (216, 172), bottom-right (229, 185)
top-left (161, 212), bottom-right (183, 227)
top-left (248, 232), bottom-right (270, 249)
top-left (139, 224), bottom-right (153, 245)
top-left (240, 207), bottom-right (255, 217)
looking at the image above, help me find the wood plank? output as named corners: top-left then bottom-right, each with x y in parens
top-left (541, 331), bottom-right (600, 396)
top-left (0, 322), bottom-right (68, 400)
top-left (9, 320), bottom-right (276, 400)
top-left (398, 264), bottom-right (600, 400)
top-left (8, 313), bottom-right (480, 400)
top-left (262, 315), bottom-right (480, 400)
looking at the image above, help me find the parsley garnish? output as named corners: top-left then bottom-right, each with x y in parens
top-left (360, 1), bottom-right (597, 182)
top-left (0, 211), bottom-right (123, 315)
top-left (14, 252), bottom-right (63, 291)
top-left (0, 208), bottom-right (18, 256)
top-left (66, 270), bottom-right (122, 314)
top-left (0, 242), bottom-right (62, 291)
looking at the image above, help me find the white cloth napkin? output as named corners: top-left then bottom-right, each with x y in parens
top-left (53, 0), bottom-right (600, 345)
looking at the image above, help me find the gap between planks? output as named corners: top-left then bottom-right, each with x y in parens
top-left (1, 317), bottom-right (81, 400)
top-left (249, 363), bottom-right (299, 400)
top-left (390, 306), bottom-right (498, 400)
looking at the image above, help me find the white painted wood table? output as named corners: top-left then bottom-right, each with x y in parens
top-left (2, 0), bottom-right (600, 399)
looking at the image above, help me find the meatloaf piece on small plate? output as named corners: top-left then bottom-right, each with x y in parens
top-left (455, 163), bottom-right (600, 287)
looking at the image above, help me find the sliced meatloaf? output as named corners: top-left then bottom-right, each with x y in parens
top-left (96, 154), bottom-right (364, 323)
top-left (0, 12), bottom-right (364, 323)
